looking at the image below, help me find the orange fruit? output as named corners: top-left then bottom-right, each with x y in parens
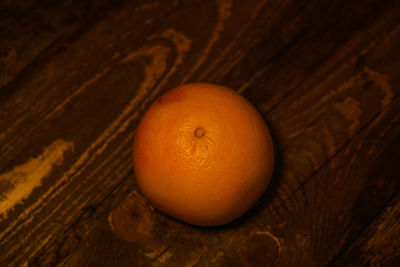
top-left (133, 83), bottom-right (274, 226)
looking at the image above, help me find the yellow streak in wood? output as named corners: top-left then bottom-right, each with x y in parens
top-left (144, 245), bottom-right (173, 264)
top-left (144, 28), bottom-right (190, 102)
top-left (0, 139), bottom-right (73, 219)
top-left (161, 29), bottom-right (191, 56)
top-left (2, 45), bottom-right (169, 240)
top-left (1, 30), bottom-right (191, 259)
top-left (198, 0), bottom-right (268, 83)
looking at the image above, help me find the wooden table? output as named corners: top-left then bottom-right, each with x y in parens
top-left (1, 1), bottom-right (400, 266)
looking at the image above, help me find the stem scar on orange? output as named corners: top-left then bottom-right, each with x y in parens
top-left (133, 83), bottom-right (274, 226)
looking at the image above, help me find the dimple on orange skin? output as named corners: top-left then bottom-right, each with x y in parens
top-left (133, 83), bottom-right (274, 226)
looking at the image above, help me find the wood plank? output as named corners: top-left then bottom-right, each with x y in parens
top-left (222, 0), bottom-right (399, 110)
top-left (262, 15), bottom-right (400, 216)
top-left (0, 1), bottom-right (254, 265)
top-left (37, 2), bottom-right (400, 266)
top-left (1, 0), bottom-right (400, 266)
top-left (331, 192), bottom-right (400, 267)
top-left (35, 96), bottom-right (400, 267)
top-left (0, 0), bottom-right (127, 91)
top-left (271, 102), bottom-right (400, 266)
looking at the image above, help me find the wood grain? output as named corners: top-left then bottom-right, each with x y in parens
top-left (1, 0), bottom-right (400, 266)
top-left (332, 192), bottom-right (400, 267)
top-left (0, 0), bottom-right (129, 91)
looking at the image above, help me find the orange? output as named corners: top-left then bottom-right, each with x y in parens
top-left (133, 83), bottom-right (274, 226)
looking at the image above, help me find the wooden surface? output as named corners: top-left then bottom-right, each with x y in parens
top-left (1, 0), bottom-right (400, 266)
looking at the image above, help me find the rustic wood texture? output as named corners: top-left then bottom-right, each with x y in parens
top-left (1, 0), bottom-right (400, 266)
top-left (333, 192), bottom-right (400, 267)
